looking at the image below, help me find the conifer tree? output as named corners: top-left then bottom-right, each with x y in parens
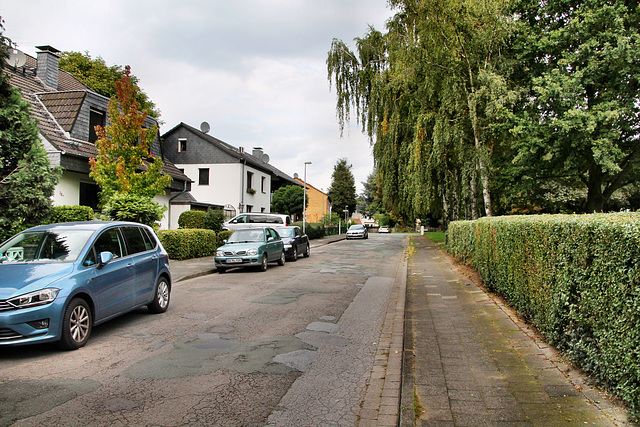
top-left (0, 20), bottom-right (60, 240)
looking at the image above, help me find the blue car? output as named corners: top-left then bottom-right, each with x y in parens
top-left (0, 221), bottom-right (171, 350)
top-left (215, 227), bottom-right (285, 273)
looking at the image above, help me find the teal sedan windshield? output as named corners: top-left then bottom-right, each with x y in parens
top-left (228, 229), bottom-right (265, 243)
top-left (0, 230), bottom-right (94, 263)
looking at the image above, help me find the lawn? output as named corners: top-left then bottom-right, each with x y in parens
top-left (424, 231), bottom-right (446, 243)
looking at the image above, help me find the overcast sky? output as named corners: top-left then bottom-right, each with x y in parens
top-left (1, 1), bottom-right (394, 194)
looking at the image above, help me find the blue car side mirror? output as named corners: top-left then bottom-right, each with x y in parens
top-left (98, 251), bottom-right (114, 268)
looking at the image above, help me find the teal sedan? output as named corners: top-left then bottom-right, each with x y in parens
top-left (215, 227), bottom-right (285, 273)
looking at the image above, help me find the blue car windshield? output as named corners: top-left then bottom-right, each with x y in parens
top-left (0, 230), bottom-right (94, 263)
top-left (228, 229), bottom-right (265, 243)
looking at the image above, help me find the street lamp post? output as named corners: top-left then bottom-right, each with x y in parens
top-left (303, 161), bottom-right (312, 234)
top-left (343, 206), bottom-right (349, 226)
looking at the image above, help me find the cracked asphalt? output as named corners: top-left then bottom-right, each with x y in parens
top-left (0, 234), bottom-right (407, 426)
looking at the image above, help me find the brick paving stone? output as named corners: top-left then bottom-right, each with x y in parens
top-left (400, 236), bottom-right (628, 426)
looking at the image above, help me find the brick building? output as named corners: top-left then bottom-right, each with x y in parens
top-left (295, 178), bottom-right (330, 223)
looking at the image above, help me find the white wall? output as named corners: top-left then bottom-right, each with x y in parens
top-left (51, 171), bottom-right (90, 206)
top-left (154, 192), bottom-right (171, 230)
top-left (175, 163), bottom-right (272, 214)
top-left (168, 204), bottom-right (190, 230)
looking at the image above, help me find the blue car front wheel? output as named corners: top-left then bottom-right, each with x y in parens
top-left (58, 298), bottom-right (92, 351)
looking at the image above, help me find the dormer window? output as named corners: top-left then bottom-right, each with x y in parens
top-left (89, 108), bottom-right (106, 143)
top-left (178, 138), bottom-right (187, 152)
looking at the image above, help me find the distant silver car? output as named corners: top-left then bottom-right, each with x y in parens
top-left (378, 226), bottom-right (390, 233)
top-left (346, 224), bottom-right (368, 239)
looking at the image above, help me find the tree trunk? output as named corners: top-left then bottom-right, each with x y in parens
top-left (467, 87), bottom-right (493, 217)
top-left (586, 168), bottom-right (605, 213)
top-left (470, 173), bottom-right (479, 220)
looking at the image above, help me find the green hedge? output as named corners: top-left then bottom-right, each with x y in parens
top-left (178, 210), bottom-right (206, 229)
top-left (447, 213), bottom-right (640, 419)
top-left (49, 205), bottom-right (95, 223)
top-left (157, 229), bottom-right (217, 260)
top-left (292, 222), bottom-right (325, 240)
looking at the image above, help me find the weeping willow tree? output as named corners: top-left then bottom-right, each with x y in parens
top-left (327, 0), bottom-right (516, 223)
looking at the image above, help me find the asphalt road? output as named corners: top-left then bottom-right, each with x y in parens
top-left (0, 233), bottom-right (407, 426)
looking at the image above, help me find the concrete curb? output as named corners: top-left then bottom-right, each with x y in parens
top-left (358, 242), bottom-right (408, 426)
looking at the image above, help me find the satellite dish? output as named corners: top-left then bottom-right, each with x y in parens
top-left (293, 173), bottom-right (299, 179)
top-left (262, 154), bottom-right (270, 163)
top-left (200, 121), bottom-right (210, 134)
top-left (6, 48), bottom-right (26, 68)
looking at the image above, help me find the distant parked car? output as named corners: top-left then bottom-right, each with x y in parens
top-left (0, 221), bottom-right (171, 350)
top-left (378, 226), bottom-right (390, 233)
top-left (346, 224), bottom-right (368, 239)
top-left (278, 226), bottom-right (310, 261)
top-left (215, 227), bottom-right (285, 273)
top-left (222, 213), bottom-right (291, 231)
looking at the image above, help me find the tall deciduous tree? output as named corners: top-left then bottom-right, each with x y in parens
top-left (328, 0), bottom-right (516, 223)
top-left (0, 21), bottom-right (59, 240)
top-left (89, 66), bottom-right (171, 220)
top-left (328, 159), bottom-right (357, 216)
top-left (511, 0), bottom-right (640, 212)
top-left (59, 51), bottom-right (160, 118)
top-left (271, 185), bottom-right (306, 218)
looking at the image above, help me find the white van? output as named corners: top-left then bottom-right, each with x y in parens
top-left (222, 213), bottom-right (292, 231)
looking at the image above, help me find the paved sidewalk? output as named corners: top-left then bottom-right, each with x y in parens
top-left (401, 236), bottom-right (629, 426)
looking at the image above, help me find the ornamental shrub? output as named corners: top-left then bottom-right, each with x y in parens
top-left (178, 210), bottom-right (206, 229)
top-left (157, 229), bottom-right (217, 260)
top-left (102, 193), bottom-right (165, 227)
top-left (447, 213), bottom-right (640, 420)
top-left (204, 208), bottom-right (225, 231)
top-left (50, 205), bottom-right (95, 223)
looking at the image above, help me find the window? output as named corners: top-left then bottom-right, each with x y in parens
top-left (89, 109), bottom-right (106, 143)
top-left (79, 182), bottom-right (99, 210)
top-left (178, 138), bottom-right (187, 152)
top-left (261, 176), bottom-right (266, 193)
top-left (246, 205), bottom-right (253, 213)
top-left (93, 228), bottom-right (124, 258)
top-left (121, 227), bottom-right (148, 254)
top-left (199, 168), bottom-right (209, 186)
top-left (246, 171), bottom-right (253, 191)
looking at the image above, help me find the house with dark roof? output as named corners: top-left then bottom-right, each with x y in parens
top-left (162, 122), bottom-right (300, 229)
top-left (6, 45), bottom-right (191, 229)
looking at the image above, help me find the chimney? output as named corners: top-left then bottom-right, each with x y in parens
top-left (252, 147), bottom-right (263, 158)
top-left (35, 45), bottom-right (60, 90)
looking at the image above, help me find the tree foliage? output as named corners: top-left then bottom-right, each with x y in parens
top-left (89, 66), bottom-right (170, 226)
top-left (359, 171), bottom-right (384, 218)
top-left (509, 0), bottom-right (640, 213)
top-left (328, 159), bottom-right (357, 216)
top-left (328, 0), bottom-right (516, 224)
top-left (271, 185), bottom-right (306, 217)
top-left (59, 51), bottom-right (160, 118)
top-left (0, 22), bottom-right (59, 240)
top-left (89, 66), bottom-right (171, 204)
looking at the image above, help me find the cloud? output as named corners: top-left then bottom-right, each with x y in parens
top-left (2, 0), bottom-right (392, 193)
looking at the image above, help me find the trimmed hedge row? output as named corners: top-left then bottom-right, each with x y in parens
top-left (447, 213), bottom-right (640, 419)
top-left (49, 205), bottom-right (95, 223)
top-left (292, 222), bottom-right (325, 240)
top-left (158, 229), bottom-right (232, 260)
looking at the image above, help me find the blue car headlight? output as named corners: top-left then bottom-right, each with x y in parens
top-left (7, 288), bottom-right (59, 309)
top-left (247, 249), bottom-right (258, 256)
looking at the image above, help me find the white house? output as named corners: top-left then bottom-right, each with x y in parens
top-left (6, 45), bottom-right (191, 229)
top-left (161, 123), bottom-right (300, 229)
